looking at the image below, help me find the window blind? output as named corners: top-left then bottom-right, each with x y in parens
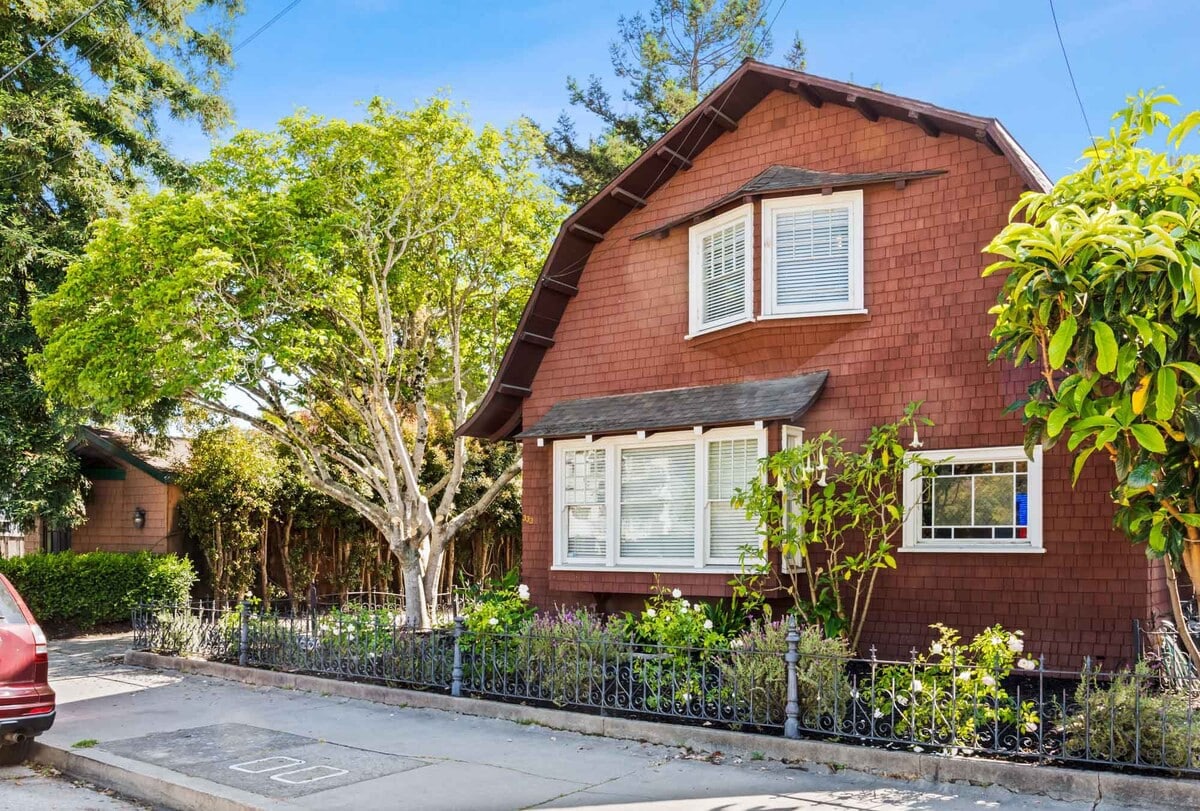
top-left (700, 219), bottom-right (748, 326)
top-left (774, 205), bottom-right (851, 308)
top-left (619, 445), bottom-right (695, 559)
top-left (563, 449), bottom-right (606, 559)
top-left (706, 438), bottom-right (759, 561)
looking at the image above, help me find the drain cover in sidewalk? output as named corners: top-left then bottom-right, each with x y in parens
top-left (99, 722), bottom-right (424, 798)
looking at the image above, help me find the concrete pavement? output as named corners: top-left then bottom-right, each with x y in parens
top-left (23, 650), bottom-right (1173, 811)
top-left (0, 764), bottom-right (144, 810)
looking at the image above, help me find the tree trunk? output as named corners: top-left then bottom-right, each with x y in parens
top-left (400, 541), bottom-right (429, 629)
top-left (1163, 556), bottom-right (1200, 672)
top-left (279, 515), bottom-right (295, 613)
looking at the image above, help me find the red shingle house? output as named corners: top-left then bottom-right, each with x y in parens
top-left (461, 61), bottom-right (1168, 665)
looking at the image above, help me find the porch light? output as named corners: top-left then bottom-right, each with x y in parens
top-left (133, 508), bottom-right (146, 530)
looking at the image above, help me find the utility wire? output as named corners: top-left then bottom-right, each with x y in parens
top-left (0, 0), bottom-right (109, 85)
top-left (0, 0), bottom-right (306, 187)
top-left (1048, 0), bottom-right (1100, 155)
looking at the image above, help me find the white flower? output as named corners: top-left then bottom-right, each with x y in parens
top-left (1007, 635), bottom-right (1024, 653)
top-left (1017, 658), bottom-right (1036, 671)
top-left (957, 671), bottom-right (972, 681)
top-left (488, 617), bottom-right (499, 627)
top-left (991, 636), bottom-right (1003, 646)
top-left (671, 588), bottom-right (682, 599)
top-left (873, 709), bottom-right (884, 719)
top-left (703, 619), bottom-right (714, 630)
top-left (679, 604), bottom-right (689, 615)
top-left (981, 675), bottom-right (996, 687)
top-left (682, 692), bottom-right (692, 702)
top-left (910, 680), bottom-right (923, 693)
top-left (681, 599), bottom-right (690, 608)
top-left (694, 604), bottom-right (703, 614)
top-left (930, 642), bottom-right (943, 655)
top-left (730, 639), bottom-right (745, 649)
top-left (850, 688), bottom-right (859, 699)
top-left (1025, 721), bottom-right (1038, 733)
top-left (647, 608), bottom-right (657, 618)
top-left (517, 584), bottom-right (530, 601)
top-left (897, 696), bottom-right (909, 707)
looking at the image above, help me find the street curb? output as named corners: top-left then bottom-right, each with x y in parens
top-left (29, 740), bottom-right (275, 811)
top-left (124, 651), bottom-right (1198, 809)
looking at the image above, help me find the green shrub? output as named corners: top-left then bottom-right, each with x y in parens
top-left (0, 551), bottom-right (195, 629)
top-left (870, 623), bottom-right (1040, 749)
top-left (719, 615), bottom-right (850, 726)
top-left (460, 568), bottom-right (534, 634)
top-left (1064, 665), bottom-right (1200, 770)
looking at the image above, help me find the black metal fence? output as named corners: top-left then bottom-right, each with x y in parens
top-left (132, 600), bottom-right (1200, 777)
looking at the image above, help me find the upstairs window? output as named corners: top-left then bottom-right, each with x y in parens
top-left (688, 204), bottom-right (753, 336)
top-left (762, 190), bottom-right (863, 317)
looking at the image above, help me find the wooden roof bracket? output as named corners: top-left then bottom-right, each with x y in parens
top-left (568, 223), bottom-right (605, 243)
top-left (541, 276), bottom-right (578, 297)
top-left (908, 110), bottom-right (941, 137)
top-left (611, 186), bottom-right (648, 208)
top-left (657, 146), bottom-right (693, 169)
top-left (702, 105), bottom-right (738, 132)
top-left (846, 94), bottom-right (880, 122)
top-left (519, 331), bottom-right (555, 348)
top-left (498, 383), bottom-right (532, 398)
top-left (788, 79), bottom-right (823, 108)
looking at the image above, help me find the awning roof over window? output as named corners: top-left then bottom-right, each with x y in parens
top-left (631, 165), bottom-right (946, 241)
top-left (516, 370), bottom-right (828, 440)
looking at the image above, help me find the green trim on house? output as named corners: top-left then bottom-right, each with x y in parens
top-left (69, 427), bottom-right (177, 484)
top-left (80, 467), bottom-right (126, 481)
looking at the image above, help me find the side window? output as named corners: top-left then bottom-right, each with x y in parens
top-left (762, 190), bottom-right (863, 317)
top-left (688, 205), bottom-right (753, 336)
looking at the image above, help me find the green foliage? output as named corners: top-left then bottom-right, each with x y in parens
top-left (872, 624), bottom-right (1040, 749)
top-left (0, 1), bottom-right (241, 532)
top-left (719, 613), bottom-right (849, 726)
top-left (732, 404), bottom-right (932, 650)
top-left (177, 428), bottom-right (279, 602)
top-left (0, 551), bottom-right (195, 628)
top-left (1064, 664), bottom-right (1200, 770)
top-left (985, 92), bottom-right (1200, 570)
top-left (316, 604), bottom-right (403, 657)
top-left (620, 587), bottom-right (726, 649)
top-left (460, 568), bottom-right (535, 634)
top-left (522, 608), bottom-right (618, 706)
top-left (545, 1), bottom-right (779, 205)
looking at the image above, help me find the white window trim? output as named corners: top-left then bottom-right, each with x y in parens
top-left (901, 445), bottom-right (1044, 554)
top-left (761, 189), bottom-right (864, 318)
top-left (552, 425), bottom-right (766, 571)
top-left (687, 204), bottom-right (754, 339)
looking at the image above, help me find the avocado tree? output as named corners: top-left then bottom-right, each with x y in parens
top-left (31, 99), bottom-right (563, 628)
top-left (986, 92), bottom-right (1200, 667)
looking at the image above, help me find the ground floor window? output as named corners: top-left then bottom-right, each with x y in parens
top-left (902, 445), bottom-right (1043, 553)
top-left (553, 426), bottom-right (769, 570)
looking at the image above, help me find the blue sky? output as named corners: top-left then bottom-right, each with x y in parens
top-left (164, 0), bottom-right (1200, 183)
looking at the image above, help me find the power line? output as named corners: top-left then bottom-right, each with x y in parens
top-left (0, 0), bottom-right (109, 85)
top-left (1048, 0), bottom-right (1099, 154)
top-left (0, 0), bottom-right (306, 187)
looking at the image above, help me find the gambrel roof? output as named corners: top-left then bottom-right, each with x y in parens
top-left (460, 60), bottom-right (1050, 440)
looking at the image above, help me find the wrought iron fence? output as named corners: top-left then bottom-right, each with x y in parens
top-left (131, 602), bottom-right (1200, 776)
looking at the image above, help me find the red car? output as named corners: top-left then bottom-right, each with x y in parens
top-left (0, 573), bottom-right (54, 763)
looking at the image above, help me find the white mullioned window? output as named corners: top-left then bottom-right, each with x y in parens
top-left (553, 426), bottom-right (767, 570)
top-left (902, 446), bottom-right (1043, 553)
top-left (688, 204), bottom-right (754, 336)
top-left (762, 190), bottom-right (864, 317)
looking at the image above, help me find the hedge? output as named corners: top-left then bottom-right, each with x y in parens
top-left (0, 551), bottom-right (195, 629)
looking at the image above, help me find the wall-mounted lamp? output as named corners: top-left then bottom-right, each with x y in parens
top-left (133, 508), bottom-right (146, 530)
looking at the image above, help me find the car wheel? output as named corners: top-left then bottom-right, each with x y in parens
top-left (0, 739), bottom-right (32, 766)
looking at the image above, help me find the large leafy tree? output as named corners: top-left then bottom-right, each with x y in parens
top-left (546, 0), bottom-right (804, 206)
top-left (986, 93), bottom-right (1200, 667)
top-left (0, 0), bottom-right (241, 530)
top-left (32, 98), bottom-right (563, 627)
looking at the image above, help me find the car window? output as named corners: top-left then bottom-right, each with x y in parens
top-left (0, 583), bottom-right (28, 626)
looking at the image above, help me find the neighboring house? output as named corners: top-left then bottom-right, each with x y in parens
top-left (14, 427), bottom-right (190, 557)
top-left (462, 61), bottom-right (1168, 666)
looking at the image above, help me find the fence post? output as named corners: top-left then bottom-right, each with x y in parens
top-left (451, 616), bottom-right (465, 698)
top-left (784, 615), bottom-right (800, 739)
top-left (239, 597), bottom-right (250, 668)
top-left (308, 582), bottom-right (319, 641)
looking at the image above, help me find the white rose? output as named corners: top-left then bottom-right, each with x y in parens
top-left (703, 619), bottom-right (714, 630)
top-left (981, 675), bottom-right (996, 687)
top-left (682, 692), bottom-right (692, 702)
top-left (957, 671), bottom-right (971, 681)
top-left (1007, 635), bottom-right (1024, 652)
top-left (694, 604), bottom-right (703, 613)
top-left (647, 608), bottom-right (657, 618)
top-left (1017, 658), bottom-right (1036, 671)
top-left (1025, 721), bottom-right (1038, 732)
top-left (930, 642), bottom-right (943, 655)
top-left (911, 680), bottom-right (923, 693)
top-left (873, 709), bottom-right (884, 719)
top-left (671, 588), bottom-right (682, 599)
top-left (517, 584), bottom-right (530, 601)
top-left (488, 617), bottom-right (499, 627)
